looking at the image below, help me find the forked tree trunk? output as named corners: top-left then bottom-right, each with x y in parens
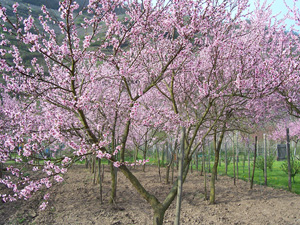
top-left (153, 208), bottom-right (165, 225)
top-left (119, 156), bottom-right (192, 225)
top-left (209, 126), bottom-right (226, 204)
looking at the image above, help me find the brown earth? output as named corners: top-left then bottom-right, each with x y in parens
top-left (1, 164), bottom-right (300, 225)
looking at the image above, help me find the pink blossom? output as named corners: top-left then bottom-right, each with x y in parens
top-left (44, 193), bottom-right (50, 200)
top-left (39, 202), bottom-right (48, 211)
top-left (54, 175), bottom-right (64, 183)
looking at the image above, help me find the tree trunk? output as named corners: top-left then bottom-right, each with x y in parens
top-left (208, 141), bottom-right (211, 173)
top-left (209, 126), bottom-right (226, 204)
top-left (196, 150), bottom-right (199, 171)
top-left (225, 142), bottom-right (228, 175)
top-left (143, 149), bottom-right (147, 172)
top-left (264, 134), bottom-right (267, 186)
top-left (153, 208), bottom-right (165, 225)
top-left (93, 156), bottom-right (97, 184)
top-left (175, 127), bottom-right (185, 225)
top-left (98, 159), bottom-right (103, 204)
top-left (156, 146), bottom-right (161, 182)
top-left (202, 144), bottom-right (207, 200)
top-left (286, 128), bottom-right (292, 191)
top-left (210, 155), bottom-right (219, 204)
top-left (143, 131), bottom-right (148, 172)
top-left (250, 136), bottom-right (258, 189)
top-left (0, 163), bottom-right (3, 179)
top-left (190, 157), bottom-right (193, 173)
top-left (248, 143), bottom-right (251, 182)
top-left (166, 153), bottom-right (174, 184)
top-left (109, 162), bottom-right (117, 204)
top-left (236, 132), bottom-right (239, 181)
top-left (134, 147), bottom-right (139, 169)
top-left (233, 139), bottom-right (236, 186)
top-left (161, 147), bottom-right (165, 167)
top-left (243, 145), bottom-right (246, 174)
top-left (219, 148), bottom-right (222, 167)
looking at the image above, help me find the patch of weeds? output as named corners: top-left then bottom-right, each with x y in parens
top-left (23, 172), bottom-right (30, 177)
top-left (50, 206), bottom-right (56, 212)
top-left (17, 217), bottom-right (26, 224)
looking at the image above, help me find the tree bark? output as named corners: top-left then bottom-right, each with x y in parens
top-left (98, 159), bottom-right (103, 204)
top-left (153, 207), bottom-right (165, 225)
top-left (0, 163), bottom-right (3, 179)
top-left (225, 142), bottom-right (228, 175)
top-left (109, 162), bottom-right (117, 204)
top-left (175, 127), bottom-right (185, 225)
top-left (264, 134), bottom-right (267, 186)
top-left (209, 125), bottom-right (226, 204)
top-left (236, 132), bottom-right (239, 181)
top-left (143, 148), bottom-right (147, 172)
top-left (233, 134), bottom-right (236, 185)
top-left (250, 136), bottom-right (257, 189)
top-left (286, 128), bottom-right (292, 191)
top-left (202, 144), bottom-right (207, 200)
top-left (134, 147), bottom-right (139, 169)
top-left (156, 146), bottom-right (161, 182)
top-left (248, 141), bottom-right (250, 182)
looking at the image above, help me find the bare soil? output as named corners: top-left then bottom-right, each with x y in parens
top-left (1, 164), bottom-right (300, 224)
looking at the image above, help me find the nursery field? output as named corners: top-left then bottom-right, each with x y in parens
top-left (1, 164), bottom-right (300, 225)
top-left (216, 160), bottom-right (300, 194)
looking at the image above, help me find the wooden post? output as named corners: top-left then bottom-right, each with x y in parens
top-left (248, 139), bottom-right (251, 182)
top-left (175, 127), bottom-right (185, 225)
top-left (156, 145), bottom-right (161, 182)
top-left (233, 133), bottom-right (236, 185)
top-left (286, 128), bottom-right (292, 191)
top-left (236, 131), bottom-right (239, 180)
top-left (196, 148), bottom-right (199, 171)
top-left (250, 136), bottom-right (257, 189)
top-left (219, 147), bottom-right (222, 167)
top-left (208, 141), bottom-right (211, 173)
top-left (264, 134), bottom-right (267, 186)
top-left (225, 142), bottom-right (228, 175)
top-left (0, 163), bottom-right (3, 179)
top-left (202, 144), bottom-right (207, 199)
top-left (98, 159), bottom-right (103, 204)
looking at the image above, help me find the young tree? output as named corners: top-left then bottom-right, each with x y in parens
top-left (0, 0), bottom-right (291, 223)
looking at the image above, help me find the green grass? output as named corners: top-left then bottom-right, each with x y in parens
top-left (216, 160), bottom-right (300, 194)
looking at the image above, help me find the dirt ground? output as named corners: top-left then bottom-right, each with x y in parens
top-left (1, 164), bottom-right (300, 225)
